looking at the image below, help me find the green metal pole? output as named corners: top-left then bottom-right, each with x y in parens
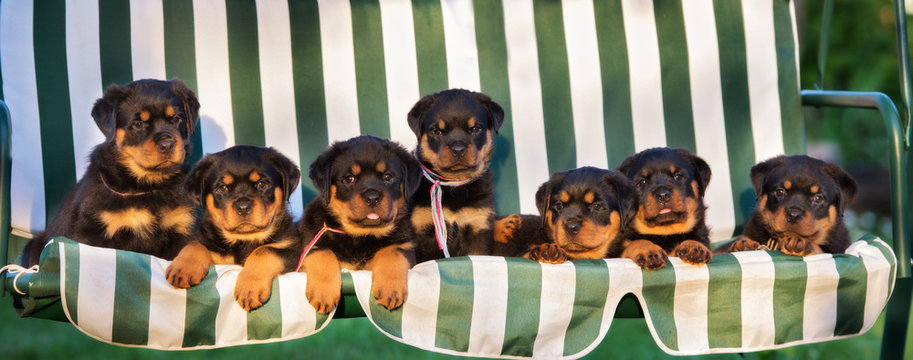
top-left (0, 101), bottom-right (11, 296)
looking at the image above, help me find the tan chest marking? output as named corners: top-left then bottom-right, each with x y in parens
top-left (411, 206), bottom-right (494, 232)
top-left (99, 208), bottom-right (156, 239)
top-left (160, 206), bottom-right (194, 235)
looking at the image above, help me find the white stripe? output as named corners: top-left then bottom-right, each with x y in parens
top-left (621, 0), bottom-right (666, 151)
top-left (681, 0), bottom-right (737, 242)
top-left (130, 0), bottom-right (167, 79)
top-left (533, 262), bottom-right (576, 358)
top-left (467, 257), bottom-right (508, 355)
top-left (213, 266), bottom-right (248, 345)
top-left (802, 255), bottom-right (839, 339)
top-left (670, 258), bottom-right (710, 353)
top-left (76, 244), bottom-right (117, 341)
top-left (441, 0), bottom-right (480, 91)
top-left (66, 0), bottom-right (105, 180)
top-left (502, 0), bottom-right (549, 214)
top-left (857, 242), bottom-right (894, 330)
top-left (148, 257), bottom-right (188, 348)
top-left (279, 272), bottom-right (318, 337)
top-left (379, 0), bottom-right (420, 149)
top-left (733, 251), bottom-right (776, 348)
top-left (789, 1), bottom-right (800, 90)
top-left (606, 258), bottom-right (642, 328)
top-left (742, 0), bottom-right (784, 161)
top-left (401, 261), bottom-right (441, 347)
top-left (2, 0), bottom-right (46, 233)
top-left (194, 0), bottom-right (235, 153)
top-left (318, 0), bottom-right (361, 143)
top-left (562, 0), bottom-right (608, 169)
top-left (255, 0), bottom-right (304, 217)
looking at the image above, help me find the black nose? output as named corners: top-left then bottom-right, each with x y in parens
top-left (363, 190), bottom-right (382, 207)
top-left (233, 199), bottom-right (253, 217)
top-left (653, 188), bottom-right (672, 204)
top-left (449, 142), bottom-right (467, 158)
top-left (156, 138), bottom-right (175, 154)
top-left (564, 219), bottom-right (581, 235)
top-left (785, 207), bottom-right (804, 224)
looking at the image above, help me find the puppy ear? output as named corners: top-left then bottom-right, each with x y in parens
top-left (265, 147), bottom-right (301, 203)
top-left (170, 78), bottom-right (200, 136)
top-left (825, 163), bottom-right (858, 216)
top-left (603, 170), bottom-right (636, 228)
top-left (675, 149), bottom-right (711, 198)
top-left (309, 142), bottom-right (343, 205)
top-left (91, 83), bottom-right (133, 141)
top-left (471, 91), bottom-right (505, 133)
top-left (407, 94), bottom-right (436, 137)
top-left (750, 156), bottom-right (788, 200)
top-left (616, 152), bottom-right (639, 178)
top-left (394, 144), bottom-right (423, 198)
top-left (186, 154), bottom-right (218, 206)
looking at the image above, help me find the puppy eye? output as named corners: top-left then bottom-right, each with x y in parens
top-left (470, 125), bottom-right (483, 134)
top-left (255, 180), bottom-right (270, 191)
top-left (342, 175), bottom-right (356, 185)
top-left (812, 194), bottom-right (826, 204)
top-left (589, 203), bottom-right (603, 212)
top-left (169, 115), bottom-right (182, 124)
top-left (774, 188), bottom-right (787, 197)
top-left (130, 121), bottom-right (147, 131)
top-left (430, 128), bottom-right (444, 136)
top-left (673, 173), bottom-right (686, 182)
top-left (553, 201), bottom-right (564, 211)
top-left (383, 172), bottom-right (395, 183)
top-left (635, 178), bottom-right (647, 188)
top-left (214, 184), bottom-right (229, 195)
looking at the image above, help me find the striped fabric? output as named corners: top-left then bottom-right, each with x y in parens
top-left (350, 236), bottom-right (896, 357)
top-left (0, 0), bottom-right (802, 244)
top-left (50, 238), bottom-right (333, 350)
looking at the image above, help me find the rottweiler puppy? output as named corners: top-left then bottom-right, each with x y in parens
top-left (721, 155), bottom-right (857, 255)
top-left (299, 136), bottom-right (422, 313)
top-left (617, 147), bottom-right (713, 270)
top-left (23, 79), bottom-right (200, 266)
top-left (492, 167), bottom-right (635, 264)
top-left (166, 146), bottom-right (301, 311)
top-left (407, 89), bottom-right (505, 262)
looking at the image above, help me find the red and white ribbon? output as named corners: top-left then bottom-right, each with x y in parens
top-left (419, 164), bottom-right (475, 258)
top-left (295, 223), bottom-right (345, 271)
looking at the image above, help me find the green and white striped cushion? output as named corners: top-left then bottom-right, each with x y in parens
top-left (349, 237), bottom-right (895, 357)
top-left (0, 0), bottom-right (802, 245)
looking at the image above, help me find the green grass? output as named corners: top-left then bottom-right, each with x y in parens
top-left (1, 294), bottom-right (905, 359)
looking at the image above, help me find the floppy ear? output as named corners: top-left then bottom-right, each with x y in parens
top-left (407, 93), bottom-right (437, 137)
top-left (825, 163), bottom-right (858, 216)
top-left (675, 149), bottom-right (712, 198)
top-left (603, 170), bottom-right (636, 228)
top-left (309, 143), bottom-right (343, 205)
top-left (185, 154), bottom-right (218, 207)
top-left (394, 144), bottom-right (423, 199)
top-left (91, 83), bottom-right (133, 141)
top-left (170, 78), bottom-right (200, 136)
top-left (615, 153), bottom-right (639, 178)
top-left (750, 156), bottom-right (788, 200)
top-left (265, 147), bottom-right (301, 203)
top-left (471, 91), bottom-right (505, 133)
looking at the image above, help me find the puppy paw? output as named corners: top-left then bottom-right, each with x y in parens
top-left (524, 243), bottom-right (569, 264)
top-left (494, 214), bottom-right (522, 244)
top-left (727, 237), bottom-right (764, 252)
top-left (165, 254), bottom-right (210, 289)
top-left (372, 270), bottom-right (408, 311)
top-left (673, 240), bottom-right (712, 265)
top-left (306, 279), bottom-right (341, 314)
top-left (622, 240), bottom-right (667, 270)
top-left (780, 236), bottom-right (823, 257)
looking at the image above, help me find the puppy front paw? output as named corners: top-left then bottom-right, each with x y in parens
top-left (727, 236), bottom-right (764, 252)
top-left (306, 279), bottom-right (340, 314)
top-left (234, 270), bottom-right (274, 311)
top-left (372, 271), bottom-right (408, 311)
top-left (165, 244), bottom-right (211, 288)
top-left (494, 214), bottom-right (523, 244)
top-left (524, 243), bottom-right (569, 264)
top-left (622, 240), bottom-right (667, 270)
top-left (780, 236), bottom-right (823, 257)
top-left (674, 240), bottom-right (712, 265)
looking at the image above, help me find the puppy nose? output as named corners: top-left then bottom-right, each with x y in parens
top-left (233, 199), bottom-right (253, 217)
top-left (785, 207), bottom-right (804, 224)
top-left (564, 218), bottom-right (581, 235)
top-left (653, 188), bottom-right (672, 204)
top-left (155, 134), bottom-right (176, 154)
top-left (363, 190), bottom-right (382, 207)
top-left (449, 142), bottom-right (467, 158)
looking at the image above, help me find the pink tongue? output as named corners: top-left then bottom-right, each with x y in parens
top-left (367, 213), bottom-right (380, 220)
top-left (659, 209), bottom-right (672, 215)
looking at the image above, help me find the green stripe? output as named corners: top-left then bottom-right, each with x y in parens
top-left (434, 258), bottom-right (473, 352)
top-left (593, 0), bottom-right (634, 168)
top-left (288, 0), bottom-right (329, 205)
top-left (532, 0), bottom-right (575, 174)
top-left (834, 253), bottom-right (867, 336)
top-left (111, 252), bottom-right (151, 345)
top-left (163, 0), bottom-right (203, 165)
top-left (771, 251), bottom-right (806, 344)
top-left (368, 283), bottom-right (404, 338)
top-left (350, 0), bottom-right (390, 138)
top-left (640, 263), bottom-right (678, 351)
top-left (473, 0), bottom-right (521, 214)
top-left (712, 0), bottom-right (754, 235)
top-left (654, 0), bottom-right (696, 151)
top-left (33, 0), bottom-right (76, 224)
top-left (247, 277), bottom-right (283, 340)
top-left (63, 240), bottom-right (80, 324)
top-left (864, 237), bottom-right (898, 297)
top-left (773, 0), bottom-right (804, 155)
top-left (706, 253), bottom-right (742, 348)
top-left (563, 260), bottom-right (610, 356)
top-left (99, 0), bottom-right (133, 86)
top-left (501, 258), bottom-right (541, 357)
top-left (182, 266), bottom-right (219, 347)
top-left (412, 0), bottom-right (448, 95)
top-left (225, 0), bottom-right (266, 146)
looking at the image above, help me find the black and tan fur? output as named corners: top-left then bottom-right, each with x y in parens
top-left (722, 155), bottom-right (857, 256)
top-left (23, 79), bottom-right (199, 266)
top-left (408, 89), bottom-right (505, 262)
top-left (617, 147), bottom-right (713, 270)
top-left (166, 146), bottom-right (301, 311)
top-left (299, 136), bottom-right (422, 313)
